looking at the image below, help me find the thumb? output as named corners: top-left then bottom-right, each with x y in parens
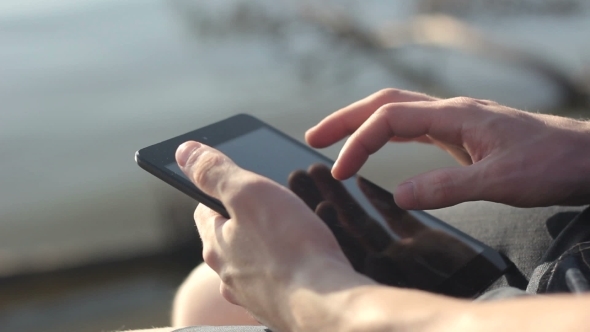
top-left (394, 165), bottom-right (482, 210)
top-left (176, 141), bottom-right (243, 201)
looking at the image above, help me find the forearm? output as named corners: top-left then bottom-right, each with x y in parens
top-left (340, 288), bottom-right (459, 332)
top-left (346, 288), bottom-right (590, 332)
top-left (283, 258), bottom-right (461, 332)
top-left (458, 294), bottom-right (590, 332)
top-left (286, 261), bottom-right (590, 332)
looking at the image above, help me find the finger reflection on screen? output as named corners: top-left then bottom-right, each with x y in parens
top-left (288, 163), bottom-right (478, 290)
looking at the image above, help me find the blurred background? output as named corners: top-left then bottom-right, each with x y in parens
top-left (0, 0), bottom-right (589, 331)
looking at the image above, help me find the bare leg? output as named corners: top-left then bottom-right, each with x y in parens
top-left (172, 263), bottom-right (260, 327)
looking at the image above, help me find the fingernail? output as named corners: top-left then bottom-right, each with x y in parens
top-left (176, 141), bottom-right (202, 167)
top-left (304, 128), bottom-right (315, 142)
top-left (395, 181), bottom-right (416, 209)
top-left (332, 157), bottom-right (339, 170)
top-left (331, 158), bottom-right (341, 178)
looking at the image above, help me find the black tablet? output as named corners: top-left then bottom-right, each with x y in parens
top-left (136, 114), bottom-right (509, 297)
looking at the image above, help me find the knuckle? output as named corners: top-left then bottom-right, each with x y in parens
top-left (374, 103), bottom-right (398, 119)
top-left (372, 106), bottom-right (388, 120)
top-left (219, 282), bottom-right (239, 305)
top-left (480, 112), bottom-right (511, 136)
top-left (219, 270), bottom-right (236, 287)
top-left (376, 103), bottom-right (395, 114)
top-left (479, 99), bottom-right (498, 106)
top-left (428, 170), bottom-right (456, 206)
top-left (201, 245), bottom-right (221, 271)
top-left (224, 175), bottom-right (277, 211)
top-left (375, 88), bottom-right (402, 101)
top-left (190, 151), bottom-right (226, 190)
top-left (372, 104), bottom-right (397, 132)
top-left (449, 96), bottom-right (479, 108)
top-left (448, 96), bottom-right (494, 109)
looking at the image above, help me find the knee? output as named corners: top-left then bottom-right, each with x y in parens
top-left (172, 263), bottom-right (258, 327)
top-left (172, 263), bottom-right (217, 326)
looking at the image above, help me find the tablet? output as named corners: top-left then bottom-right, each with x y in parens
top-left (136, 114), bottom-right (509, 297)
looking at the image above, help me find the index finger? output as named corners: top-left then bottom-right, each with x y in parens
top-left (332, 100), bottom-right (472, 180)
top-left (306, 88), bottom-right (438, 148)
top-left (193, 203), bottom-right (227, 271)
top-left (194, 202), bottom-right (227, 242)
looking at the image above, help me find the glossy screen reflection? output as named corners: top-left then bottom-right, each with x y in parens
top-left (166, 128), bottom-right (483, 291)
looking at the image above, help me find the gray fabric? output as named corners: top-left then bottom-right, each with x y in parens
top-left (427, 202), bottom-right (587, 289)
top-left (475, 287), bottom-right (530, 301)
top-left (530, 241), bottom-right (590, 294)
top-left (526, 262), bottom-right (553, 293)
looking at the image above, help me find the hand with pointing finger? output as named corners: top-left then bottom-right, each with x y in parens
top-left (306, 88), bottom-right (590, 210)
top-left (168, 90), bottom-right (590, 331)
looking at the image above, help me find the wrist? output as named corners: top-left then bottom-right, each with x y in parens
top-left (282, 254), bottom-right (469, 332)
top-left (285, 256), bottom-right (374, 332)
top-left (288, 280), bottom-right (465, 332)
